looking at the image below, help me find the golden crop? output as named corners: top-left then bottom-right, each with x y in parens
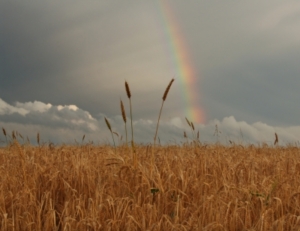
top-left (1, 142), bottom-right (300, 230)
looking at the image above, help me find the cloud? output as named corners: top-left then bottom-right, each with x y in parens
top-left (260, 2), bottom-right (300, 30)
top-left (0, 0), bottom-right (169, 120)
top-left (0, 98), bottom-right (299, 146)
top-left (206, 116), bottom-right (300, 145)
top-left (1, 0), bottom-right (300, 129)
top-left (0, 99), bottom-right (98, 134)
top-left (15, 101), bottom-right (52, 113)
top-left (0, 99), bottom-right (28, 116)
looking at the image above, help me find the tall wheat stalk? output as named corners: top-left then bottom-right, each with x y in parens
top-left (274, 132), bottom-right (279, 145)
top-left (185, 117), bottom-right (196, 143)
top-left (151, 78), bottom-right (174, 193)
top-left (153, 78), bottom-right (174, 146)
top-left (125, 81), bottom-right (134, 148)
top-left (105, 117), bottom-right (116, 150)
top-left (2, 127), bottom-right (7, 145)
top-left (125, 81), bottom-right (137, 168)
top-left (120, 98), bottom-right (128, 146)
top-left (37, 132), bottom-right (40, 147)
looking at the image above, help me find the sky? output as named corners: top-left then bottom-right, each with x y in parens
top-left (1, 0), bottom-right (300, 145)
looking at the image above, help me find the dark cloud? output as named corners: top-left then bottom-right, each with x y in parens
top-left (202, 48), bottom-right (300, 126)
top-left (1, 1), bottom-right (300, 144)
top-left (0, 0), bottom-right (170, 119)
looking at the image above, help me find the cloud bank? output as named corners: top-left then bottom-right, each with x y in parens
top-left (0, 98), bottom-right (299, 146)
top-left (1, 1), bottom-right (300, 128)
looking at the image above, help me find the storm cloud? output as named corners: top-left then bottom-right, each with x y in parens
top-left (1, 1), bottom-right (300, 145)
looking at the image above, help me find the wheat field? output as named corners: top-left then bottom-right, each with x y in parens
top-left (1, 141), bottom-right (300, 230)
top-left (1, 80), bottom-right (299, 230)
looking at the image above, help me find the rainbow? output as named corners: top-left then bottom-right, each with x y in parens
top-left (157, 1), bottom-right (205, 123)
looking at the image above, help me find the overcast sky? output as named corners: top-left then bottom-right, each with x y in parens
top-left (1, 0), bottom-right (300, 145)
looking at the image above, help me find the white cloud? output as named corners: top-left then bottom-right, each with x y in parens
top-left (0, 98), bottom-right (98, 133)
top-left (57, 105), bottom-right (78, 111)
top-left (203, 116), bottom-right (300, 145)
top-left (0, 98), bottom-right (299, 146)
top-left (0, 98), bottom-right (28, 116)
top-left (15, 101), bottom-right (52, 113)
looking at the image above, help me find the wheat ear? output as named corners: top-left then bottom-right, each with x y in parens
top-left (120, 98), bottom-right (128, 146)
top-left (274, 132), bottom-right (278, 145)
top-left (2, 127), bottom-right (7, 144)
top-left (105, 117), bottom-right (116, 149)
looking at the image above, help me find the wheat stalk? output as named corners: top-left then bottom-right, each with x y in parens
top-left (183, 131), bottom-right (188, 145)
top-left (12, 130), bottom-right (16, 140)
top-left (37, 132), bottom-right (40, 146)
top-left (191, 122), bottom-right (195, 131)
top-left (125, 81), bottom-right (131, 98)
top-left (2, 127), bottom-right (7, 144)
top-left (120, 99), bottom-right (128, 146)
top-left (185, 117), bottom-right (191, 127)
top-left (163, 78), bottom-right (174, 101)
top-left (274, 132), bottom-right (279, 145)
top-left (153, 78), bottom-right (174, 146)
top-left (125, 81), bottom-right (134, 149)
top-left (2, 127), bottom-right (6, 137)
top-left (185, 117), bottom-right (197, 143)
top-left (105, 117), bottom-right (116, 149)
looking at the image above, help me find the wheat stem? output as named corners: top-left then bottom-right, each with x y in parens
top-left (120, 99), bottom-right (128, 146)
top-left (125, 81), bottom-right (134, 149)
top-left (2, 127), bottom-right (7, 145)
top-left (105, 117), bottom-right (116, 149)
top-left (154, 78), bottom-right (174, 146)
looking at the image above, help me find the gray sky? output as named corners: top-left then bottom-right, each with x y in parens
top-left (1, 0), bottom-right (300, 145)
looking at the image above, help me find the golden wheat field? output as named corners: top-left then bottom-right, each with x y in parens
top-left (0, 80), bottom-right (299, 231)
top-left (1, 141), bottom-right (300, 231)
